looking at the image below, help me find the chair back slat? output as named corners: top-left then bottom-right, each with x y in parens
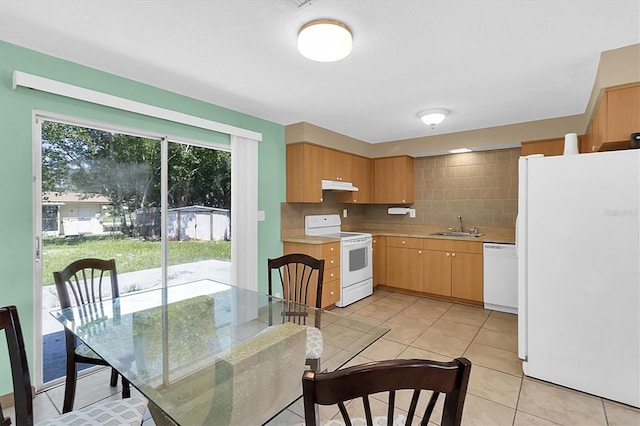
top-left (0, 306), bottom-right (34, 426)
top-left (303, 358), bottom-right (472, 426)
top-left (337, 402), bottom-right (351, 426)
top-left (268, 254), bottom-right (325, 326)
top-left (423, 390), bottom-right (440, 423)
top-left (387, 390), bottom-right (396, 426)
top-left (54, 258), bottom-right (119, 310)
top-left (362, 395), bottom-right (373, 426)
top-left (406, 390), bottom-right (421, 425)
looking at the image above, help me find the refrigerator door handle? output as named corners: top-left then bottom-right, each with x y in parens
top-left (517, 156), bottom-right (529, 362)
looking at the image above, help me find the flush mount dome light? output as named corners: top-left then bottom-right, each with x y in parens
top-left (298, 19), bottom-right (352, 62)
top-left (418, 109), bottom-right (449, 127)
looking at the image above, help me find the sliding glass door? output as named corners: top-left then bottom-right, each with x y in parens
top-left (36, 117), bottom-right (231, 389)
top-left (167, 142), bottom-right (231, 286)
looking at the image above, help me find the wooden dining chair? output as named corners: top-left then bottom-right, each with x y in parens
top-left (302, 357), bottom-right (472, 426)
top-left (53, 258), bottom-right (131, 413)
top-left (0, 305), bottom-right (147, 426)
top-left (268, 253), bottom-right (325, 372)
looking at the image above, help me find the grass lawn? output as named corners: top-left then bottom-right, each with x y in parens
top-left (42, 235), bottom-right (231, 285)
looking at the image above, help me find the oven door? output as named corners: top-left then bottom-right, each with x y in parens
top-left (341, 237), bottom-right (373, 287)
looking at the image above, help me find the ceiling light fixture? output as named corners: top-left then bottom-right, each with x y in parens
top-left (297, 19), bottom-right (352, 62)
top-left (418, 108), bottom-right (449, 128)
top-left (449, 148), bottom-right (472, 154)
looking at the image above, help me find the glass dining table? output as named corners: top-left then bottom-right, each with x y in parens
top-left (50, 280), bottom-right (389, 425)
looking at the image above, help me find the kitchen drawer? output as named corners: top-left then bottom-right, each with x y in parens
top-left (282, 241), bottom-right (340, 309)
top-left (322, 278), bottom-right (340, 307)
top-left (283, 241), bottom-right (340, 267)
top-left (318, 243), bottom-right (339, 268)
top-left (324, 266), bottom-right (340, 283)
top-left (423, 239), bottom-right (483, 254)
top-left (323, 266), bottom-right (340, 307)
top-left (387, 236), bottom-right (422, 249)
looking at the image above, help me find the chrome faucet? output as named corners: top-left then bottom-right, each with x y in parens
top-left (458, 215), bottom-right (463, 232)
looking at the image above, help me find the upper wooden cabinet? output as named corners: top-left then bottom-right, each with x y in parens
top-left (286, 142), bottom-right (324, 203)
top-left (522, 83), bottom-right (639, 156)
top-left (287, 142), bottom-right (374, 204)
top-left (335, 155), bottom-right (373, 204)
top-left (521, 135), bottom-right (588, 157)
top-left (373, 156), bottom-right (415, 204)
top-left (586, 83), bottom-right (640, 152)
top-left (321, 148), bottom-right (352, 182)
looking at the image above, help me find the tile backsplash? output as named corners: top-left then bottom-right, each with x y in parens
top-left (281, 148), bottom-right (520, 232)
top-left (281, 191), bottom-right (366, 230)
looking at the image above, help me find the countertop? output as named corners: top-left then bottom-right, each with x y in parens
top-left (282, 224), bottom-right (515, 245)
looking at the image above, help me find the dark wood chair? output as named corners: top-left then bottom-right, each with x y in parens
top-left (302, 357), bottom-right (472, 426)
top-left (53, 258), bottom-right (131, 413)
top-left (0, 305), bottom-right (147, 426)
top-left (268, 253), bottom-right (325, 372)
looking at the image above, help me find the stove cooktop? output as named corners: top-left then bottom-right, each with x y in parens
top-left (320, 231), bottom-right (372, 240)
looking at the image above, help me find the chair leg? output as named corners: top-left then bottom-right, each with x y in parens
top-left (62, 360), bottom-right (77, 413)
top-left (122, 376), bottom-right (131, 399)
top-left (307, 358), bottom-right (320, 372)
top-left (109, 368), bottom-right (118, 387)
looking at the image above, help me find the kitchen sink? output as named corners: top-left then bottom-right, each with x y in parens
top-left (430, 231), bottom-right (485, 237)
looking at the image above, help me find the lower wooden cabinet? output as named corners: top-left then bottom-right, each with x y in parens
top-left (384, 236), bottom-right (484, 304)
top-left (450, 252), bottom-right (483, 302)
top-left (423, 250), bottom-right (452, 296)
top-left (372, 236), bottom-right (386, 287)
top-left (285, 235), bottom-right (484, 306)
top-left (385, 237), bottom-right (423, 292)
top-left (283, 241), bottom-right (340, 308)
top-left (423, 239), bottom-right (483, 303)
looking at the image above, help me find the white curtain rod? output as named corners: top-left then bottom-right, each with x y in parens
top-left (12, 70), bottom-right (262, 142)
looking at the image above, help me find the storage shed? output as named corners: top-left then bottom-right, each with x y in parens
top-left (42, 192), bottom-right (111, 236)
top-left (167, 206), bottom-right (230, 241)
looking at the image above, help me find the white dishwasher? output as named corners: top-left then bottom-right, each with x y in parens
top-left (483, 243), bottom-right (517, 314)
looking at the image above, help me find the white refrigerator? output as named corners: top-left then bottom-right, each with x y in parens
top-left (517, 149), bottom-right (639, 408)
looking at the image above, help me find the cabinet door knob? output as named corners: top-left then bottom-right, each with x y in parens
top-left (320, 197), bottom-right (323, 202)
top-left (373, 239), bottom-right (376, 243)
top-left (330, 247), bottom-right (334, 252)
top-left (418, 250), bottom-right (422, 254)
top-left (402, 240), bottom-right (406, 245)
top-left (402, 199), bottom-right (406, 203)
top-left (330, 260), bottom-right (334, 264)
top-left (330, 273), bottom-right (334, 278)
top-left (452, 253), bottom-right (456, 257)
top-left (446, 252), bottom-right (450, 257)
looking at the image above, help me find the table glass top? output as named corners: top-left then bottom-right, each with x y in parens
top-left (51, 280), bottom-right (388, 425)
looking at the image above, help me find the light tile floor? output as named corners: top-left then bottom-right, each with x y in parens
top-left (16, 288), bottom-right (640, 425)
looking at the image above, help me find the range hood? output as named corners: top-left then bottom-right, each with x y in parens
top-left (321, 179), bottom-right (358, 192)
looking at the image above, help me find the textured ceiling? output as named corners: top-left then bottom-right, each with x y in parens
top-left (0, 0), bottom-right (638, 143)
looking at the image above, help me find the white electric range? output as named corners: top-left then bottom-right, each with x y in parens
top-left (304, 215), bottom-right (373, 307)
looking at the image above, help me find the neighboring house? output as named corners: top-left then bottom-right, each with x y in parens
top-left (167, 206), bottom-right (230, 241)
top-left (42, 192), bottom-right (111, 236)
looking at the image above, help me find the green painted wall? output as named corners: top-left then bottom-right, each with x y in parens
top-left (0, 40), bottom-right (285, 394)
